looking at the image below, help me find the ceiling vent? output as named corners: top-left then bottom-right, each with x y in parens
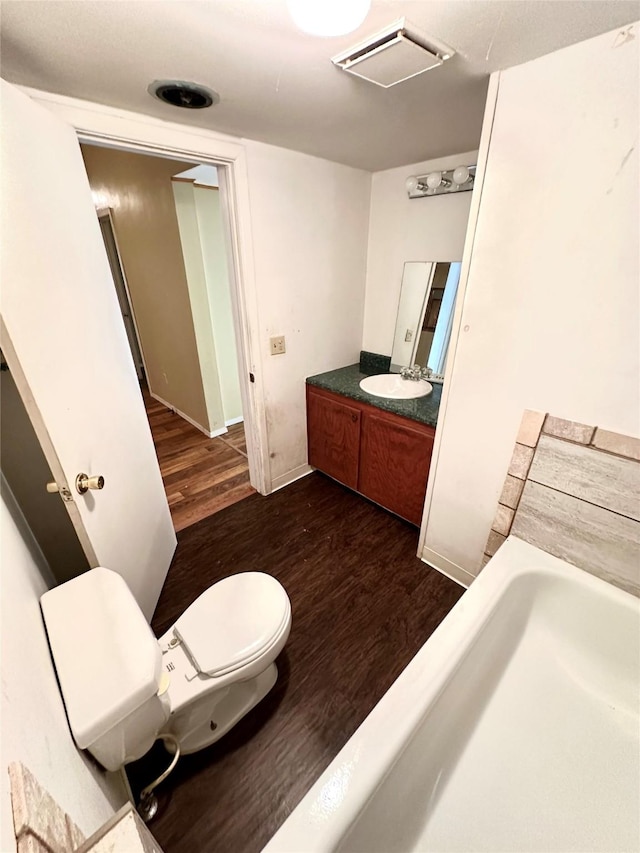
top-left (331, 18), bottom-right (454, 88)
top-left (149, 80), bottom-right (219, 109)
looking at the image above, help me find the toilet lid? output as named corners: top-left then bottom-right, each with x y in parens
top-left (173, 572), bottom-right (290, 677)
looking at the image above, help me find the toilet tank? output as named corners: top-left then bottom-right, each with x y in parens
top-left (41, 567), bottom-right (170, 770)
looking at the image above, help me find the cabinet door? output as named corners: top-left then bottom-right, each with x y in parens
top-left (359, 412), bottom-right (434, 526)
top-left (306, 387), bottom-right (361, 489)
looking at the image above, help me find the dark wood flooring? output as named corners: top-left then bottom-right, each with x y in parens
top-left (143, 390), bottom-right (255, 531)
top-left (146, 473), bottom-right (464, 853)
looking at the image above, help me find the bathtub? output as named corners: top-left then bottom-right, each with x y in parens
top-left (263, 537), bottom-right (640, 853)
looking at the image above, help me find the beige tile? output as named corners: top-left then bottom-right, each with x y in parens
top-left (507, 443), bottom-right (534, 480)
top-left (485, 529), bottom-right (507, 557)
top-left (499, 474), bottom-right (525, 509)
top-left (542, 415), bottom-right (594, 444)
top-left (9, 763), bottom-right (73, 853)
top-left (592, 428), bottom-right (640, 461)
top-left (17, 834), bottom-right (51, 853)
top-left (77, 805), bottom-right (165, 853)
top-left (492, 503), bottom-right (515, 537)
top-left (66, 815), bottom-right (86, 851)
top-left (481, 554), bottom-right (491, 569)
top-left (511, 481), bottom-right (640, 597)
top-left (529, 435), bottom-right (640, 522)
top-left (516, 410), bottom-right (546, 447)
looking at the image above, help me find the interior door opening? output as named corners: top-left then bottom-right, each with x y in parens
top-left (0, 352), bottom-right (90, 584)
top-left (97, 209), bottom-right (146, 383)
top-left (81, 143), bottom-right (256, 531)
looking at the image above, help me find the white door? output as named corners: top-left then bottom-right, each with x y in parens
top-left (0, 80), bottom-right (176, 619)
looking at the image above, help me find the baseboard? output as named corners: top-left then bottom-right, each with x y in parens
top-left (225, 415), bottom-right (244, 427)
top-left (420, 546), bottom-right (475, 588)
top-left (270, 464), bottom-right (313, 493)
top-left (148, 390), bottom-right (226, 439)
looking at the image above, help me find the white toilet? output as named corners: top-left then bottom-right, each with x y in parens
top-left (41, 568), bottom-right (291, 772)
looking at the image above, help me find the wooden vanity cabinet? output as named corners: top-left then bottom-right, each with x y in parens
top-left (306, 385), bottom-right (361, 489)
top-left (306, 385), bottom-right (435, 526)
top-left (359, 410), bottom-right (435, 526)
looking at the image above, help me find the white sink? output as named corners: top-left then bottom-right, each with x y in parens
top-left (359, 373), bottom-right (432, 400)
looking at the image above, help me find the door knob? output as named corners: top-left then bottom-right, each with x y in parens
top-left (75, 473), bottom-right (105, 494)
top-left (46, 481), bottom-right (73, 502)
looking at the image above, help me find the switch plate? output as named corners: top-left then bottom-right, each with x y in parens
top-left (270, 335), bottom-right (286, 355)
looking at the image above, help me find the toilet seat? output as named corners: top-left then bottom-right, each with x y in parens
top-left (173, 572), bottom-right (290, 678)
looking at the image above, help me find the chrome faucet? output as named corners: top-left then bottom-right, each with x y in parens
top-left (400, 364), bottom-right (432, 381)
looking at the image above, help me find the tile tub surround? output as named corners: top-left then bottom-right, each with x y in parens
top-left (307, 363), bottom-right (442, 428)
top-left (483, 412), bottom-right (640, 595)
top-left (9, 762), bottom-right (86, 853)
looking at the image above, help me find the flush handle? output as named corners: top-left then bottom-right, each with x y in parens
top-left (75, 473), bottom-right (105, 494)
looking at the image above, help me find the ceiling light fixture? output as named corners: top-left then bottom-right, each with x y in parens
top-left (406, 165), bottom-right (476, 199)
top-left (287, 0), bottom-right (371, 37)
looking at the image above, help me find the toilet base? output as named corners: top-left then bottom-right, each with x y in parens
top-left (164, 663), bottom-right (278, 755)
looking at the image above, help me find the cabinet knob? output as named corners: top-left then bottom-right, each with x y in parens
top-left (351, 414), bottom-right (358, 422)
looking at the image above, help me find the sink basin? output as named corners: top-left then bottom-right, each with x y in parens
top-left (359, 373), bottom-right (433, 400)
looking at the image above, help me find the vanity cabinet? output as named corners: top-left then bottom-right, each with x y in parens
top-left (306, 385), bottom-right (435, 526)
top-left (306, 386), bottom-right (361, 489)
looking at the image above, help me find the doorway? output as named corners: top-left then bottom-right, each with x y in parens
top-left (97, 209), bottom-right (146, 382)
top-left (82, 144), bottom-right (255, 530)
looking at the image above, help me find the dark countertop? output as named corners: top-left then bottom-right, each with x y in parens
top-left (306, 363), bottom-right (442, 428)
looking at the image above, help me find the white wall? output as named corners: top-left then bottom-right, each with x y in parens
top-left (174, 164), bottom-right (219, 187)
top-left (244, 139), bottom-right (371, 486)
top-left (363, 150), bottom-right (478, 356)
top-left (194, 185), bottom-right (243, 425)
top-left (423, 24), bottom-right (639, 577)
top-left (172, 178), bottom-right (226, 435)
top-left (0, 486), bottom-right (126, 851)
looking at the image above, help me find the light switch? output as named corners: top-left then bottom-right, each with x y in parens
top-left (270, 335), bottom-right (286, 355)
top-left (405, 329), bottom-right (413, 342)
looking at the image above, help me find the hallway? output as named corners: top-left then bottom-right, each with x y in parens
top-left (143, 390), bottom-right (254, 531)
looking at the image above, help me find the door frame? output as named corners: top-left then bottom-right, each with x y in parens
top-left (23, 86), bottom-right (270, 495)
top-left (416, 73), bottom-right (500, 583)
top-left (96, 207), bottom-right (147, 382)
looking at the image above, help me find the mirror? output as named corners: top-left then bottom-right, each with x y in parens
top-left (390, 261), bottom-right (462, 376)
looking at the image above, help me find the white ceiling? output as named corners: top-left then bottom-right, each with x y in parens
top-left (1, 1), bottom-right (638, 171)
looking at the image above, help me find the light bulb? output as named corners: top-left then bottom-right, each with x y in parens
top-left (426, 172), bottom-right (442, 190)
top-left (405, 176), bottom-right (419, 194)
top-left (287, 0), bottom-right (370, 36)
top-left (452, 165), bottom-right (470, 186)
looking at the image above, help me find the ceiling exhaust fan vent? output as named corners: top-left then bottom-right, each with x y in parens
top-left (331, 18), bottom-right (455, 88)
top-left (149, 80), bottom-right (219, 109)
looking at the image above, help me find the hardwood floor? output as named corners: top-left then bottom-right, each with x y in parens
top-left (139, 473), bottom-right (464, 853)
top-left (143, 390), bottom-right (255, 531)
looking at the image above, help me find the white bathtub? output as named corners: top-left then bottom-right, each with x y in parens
top-left (263, 537), bottom-right (640, 853)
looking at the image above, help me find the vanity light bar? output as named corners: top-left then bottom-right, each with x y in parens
top-left (405, 165), bottom-right (476, 199)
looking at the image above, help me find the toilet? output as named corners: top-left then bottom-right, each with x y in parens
top-left (41, 568), bottom-right (291, 772)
